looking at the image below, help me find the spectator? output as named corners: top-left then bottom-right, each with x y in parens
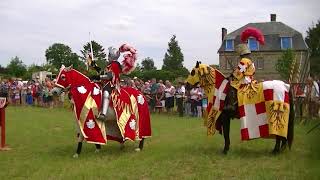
top-left (310, 75), bottom-right (320, 118)
top-left (142, 82), bottom-right (152, 110)
top-left (196, 88), bottom-right (204, 118)
top-left (26, 82), bottom-right (33, 105)
top-left (175, 81), bottom-right (185, 117)
top-left (32, 77), bottom-right (42, 106)
top-left (184, 90), bottom-right (192, 116)
top-left (150, 78), bottom-right (158, 112)
top-left (0, 80), bottom-right (9, 98)
top-left (158, 80), bottom-right (166, 110)
top-left (21, 82), bottom-right (28, 105)
top-left (202, 93), bottom-right (208, 120)
top-left (190, 85), bottom-right (201, 117)
top-left (164, 80), bottom-right (175, 113)
top-left (155, 84), bottom-right (165, 113)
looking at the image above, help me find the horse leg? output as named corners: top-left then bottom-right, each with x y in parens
top-left (73, 134), bottom-right (84, 158)
top-left (135, 138), bottom-right (145, 152)
top-left (139, 138), bottom-right (145, 150)
top-left (119, 141), bottom-right (125, 150)
top-left (280, 138), bottom-right (287, 152)
top-left (272, 135), bottom-right (281, 155)
top-left (95, 144), bottom-right (101, 153)
top-left (222, 115), bottom-right (231, 155)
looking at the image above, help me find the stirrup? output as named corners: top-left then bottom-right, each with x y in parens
top-left (96, 113), bottom-right (106, 120)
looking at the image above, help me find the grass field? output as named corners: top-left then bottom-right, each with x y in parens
top-left (0, 106), bottom-right (319, 179)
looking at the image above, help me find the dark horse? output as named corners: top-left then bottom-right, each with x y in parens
top-left (185, 61), bottom-right (294, 155)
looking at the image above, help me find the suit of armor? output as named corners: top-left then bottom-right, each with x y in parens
top-left (87, 44), bottom-right (136, 120)
top-left (97, 47), bottom-right (121, 119)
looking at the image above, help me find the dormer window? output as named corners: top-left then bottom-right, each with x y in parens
top-left (248, 38), bottom-right (259, 51)
top-left (281, 37), bottom-right (292, 49)
top-left (225, 39), bottom-right (234, 51)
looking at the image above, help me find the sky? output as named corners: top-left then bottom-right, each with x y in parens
top-left (0, 0), bottom-right (319, 70)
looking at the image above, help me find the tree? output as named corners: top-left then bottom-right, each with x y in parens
top-left (6, 56), bottom-right (27, 78)
top-left (275, 49), bottom-right (295, 80)
top-left (80, 40), bottom-right (107, 69)
top-left (305, 20), bottom-right (320, 76)
top-left (141, 57), bottom-right (156, 71)
top-left (45, 43), bottom-right (82, 69)
top-left (162, 35), bottom-right (189, 77)
top-left (23, 63), bottom-right (44, 79)
top-left (0, 65), bottom-right (7, 75)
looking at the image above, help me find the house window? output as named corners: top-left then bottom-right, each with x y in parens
top-left (255, 58), bottom-right (264, 70)
top-left (281, 37), bottom-right (292, 49)
top-left (225, 39), bottom-right (234, 51)
top-left (248, 38), bottom-right (259, 51)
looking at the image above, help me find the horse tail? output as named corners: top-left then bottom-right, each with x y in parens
top-left (287, 87), bottom-right (295, 149)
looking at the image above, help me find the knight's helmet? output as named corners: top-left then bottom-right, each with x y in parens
top-left (233, 27), bottom-right (265, 81)
top-left (236, 27), bottom-right (265, 56)
top-left (108, 46), bottom-right (120, 62)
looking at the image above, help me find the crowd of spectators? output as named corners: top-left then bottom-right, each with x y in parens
top-left (1, 74), bottom-right (320, 120)
top-left (0, 75), bottom-right (208, 118)
top-left (0, 76), bottom-right (64, 108)
top-left (121, 77), bottom-right (207, 118)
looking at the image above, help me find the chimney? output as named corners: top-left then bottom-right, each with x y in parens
top-left (222, 28), bottom-right (227, 42)
top-left (270, 14), bottom-right (276, 22)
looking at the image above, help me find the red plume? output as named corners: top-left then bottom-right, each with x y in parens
top-left (240, 27), bottom-right (265, 45)
top-left (119, 44), bottom-right (137, 75)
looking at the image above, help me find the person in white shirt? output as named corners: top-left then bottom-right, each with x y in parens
top-left (175, 81), bottom-right (185, 117)
top-left (164, 80), bottom-right (175, 113)
top-left (190, 85), bottom-right (201, 117)
top-left (310, 75), bottom-right (320, 118)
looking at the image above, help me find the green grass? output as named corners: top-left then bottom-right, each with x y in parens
top-left (0, 106), bottom-right (319, 180)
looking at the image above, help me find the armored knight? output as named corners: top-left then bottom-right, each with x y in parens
top-left (231, 27), bottom-right (264, 89)
top-left (94, 47), bottom-right (121, 119)
top-left (87, 44), bottom-right (137, 120)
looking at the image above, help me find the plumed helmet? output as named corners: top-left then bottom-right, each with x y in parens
top-left (108, 47), bottom-right (120, 61)
top-left (236, 44), bottom-right (251, 56)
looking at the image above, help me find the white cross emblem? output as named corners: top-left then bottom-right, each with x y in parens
top-left (129, 119), bottom-right (136, 130)
top-left (93, 87), bottom-right (100, 95)
top-left (77, 86), bottom-right (87, 94)
top-left (238, 63), bottom-right (247, 73)
top-left (137, 94), bottom-right (145, 105)
top-left (86, 119), bottom-right (95, 129)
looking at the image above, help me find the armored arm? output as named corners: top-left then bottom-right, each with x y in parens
top-left (100, 71), bottom-right (113, 81)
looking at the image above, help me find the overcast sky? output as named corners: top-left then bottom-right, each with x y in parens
top-left (0, 0), bottom-right (319, 70)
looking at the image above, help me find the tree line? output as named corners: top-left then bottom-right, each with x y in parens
top-left (0, 35), bottom-right (189, 82)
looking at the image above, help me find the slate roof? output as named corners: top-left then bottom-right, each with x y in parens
top-left (218, 22), bottom-right (308, 52)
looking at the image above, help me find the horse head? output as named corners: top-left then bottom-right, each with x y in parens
top-left (55, 65), bottom-right (74, 90)
top-left (185, 61), bottom-right (212, 90)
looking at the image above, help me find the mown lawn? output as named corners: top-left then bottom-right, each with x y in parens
top-left (0, 106), bottom-right (319, 179)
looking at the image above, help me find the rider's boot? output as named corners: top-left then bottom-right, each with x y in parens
top-left (97, 91), bottom-right (110, 120)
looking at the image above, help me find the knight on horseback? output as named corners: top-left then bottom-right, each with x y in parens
top-left (87, 45), bottom-right (136, 120)
top-left (55, 44), bottom-right (150, 157)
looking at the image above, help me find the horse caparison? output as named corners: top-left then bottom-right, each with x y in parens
top-left (186, 62), bottom-right (294, 155)
top-left (55, 66), bottom-right (149, 157)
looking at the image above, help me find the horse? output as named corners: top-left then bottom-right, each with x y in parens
top-left (185, 61), bottom-right (294, 155)
top-left (54, 65), bottom-right (151, 158)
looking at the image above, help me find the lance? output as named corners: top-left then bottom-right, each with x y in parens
top-left (87, 32), bottom-right (94, 71)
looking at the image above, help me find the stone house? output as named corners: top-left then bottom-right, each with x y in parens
top-left (218, 14), bottom-right (309, 82)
